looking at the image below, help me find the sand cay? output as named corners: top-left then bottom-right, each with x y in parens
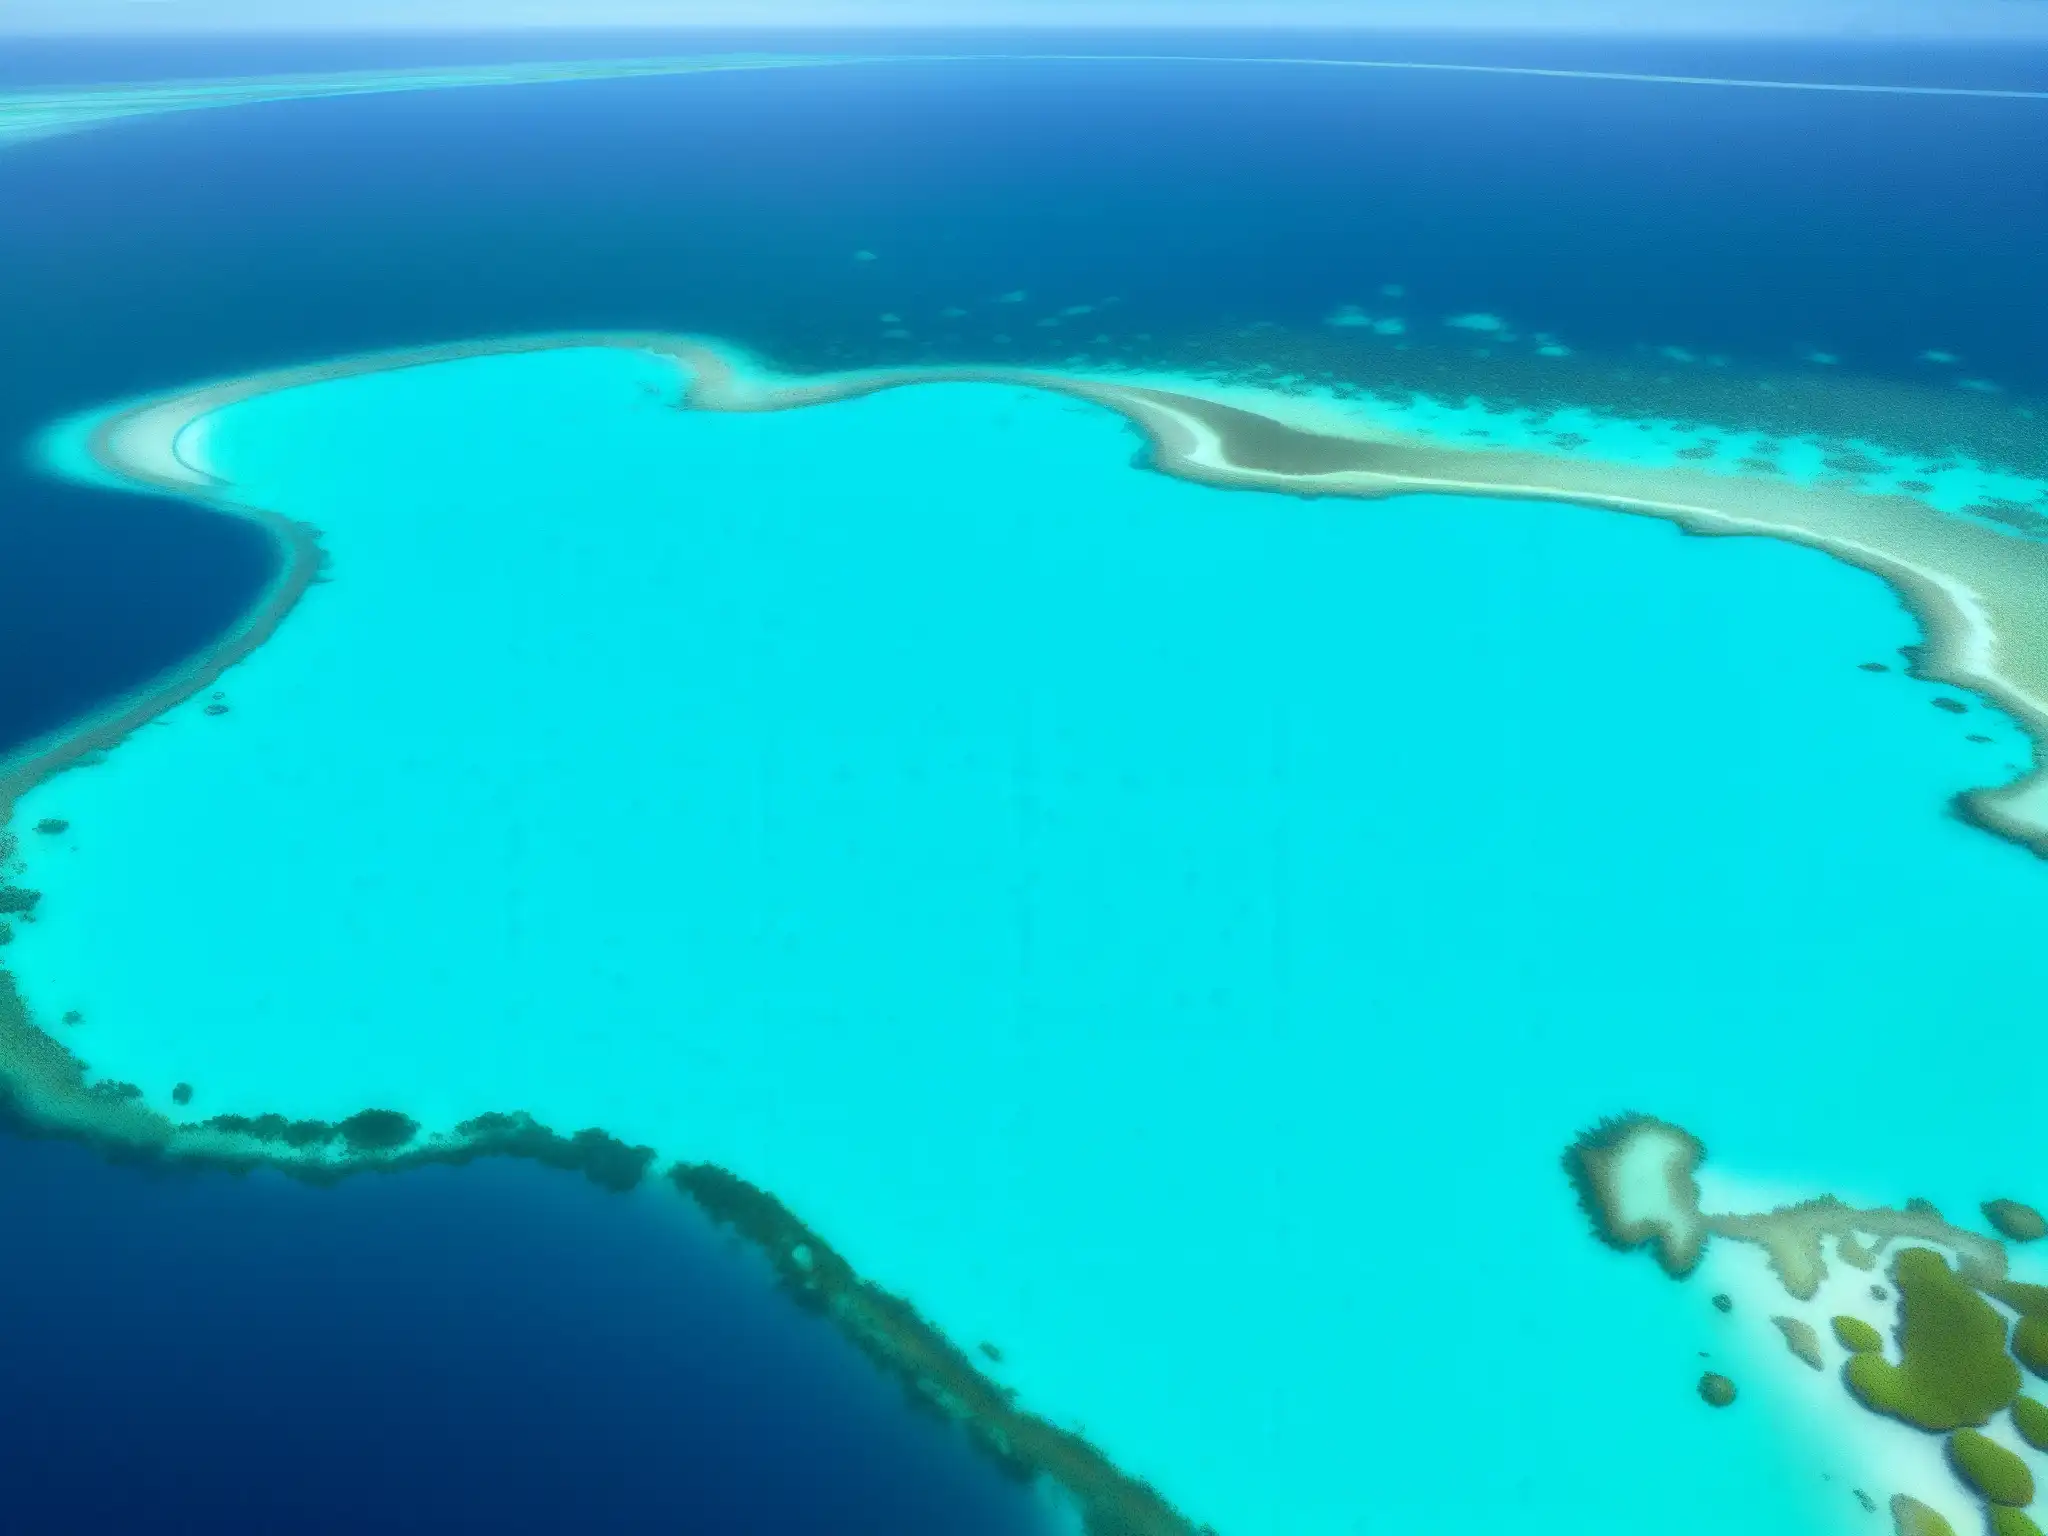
top-left (7, 334), bottom-right (2048, 1536)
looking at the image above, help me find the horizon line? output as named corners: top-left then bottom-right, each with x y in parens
top-left (9, 21), bottom-right (2048, 41)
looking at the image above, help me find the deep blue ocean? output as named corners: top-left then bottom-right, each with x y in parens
top-left (2, 31), bottom-right (2045, 1532)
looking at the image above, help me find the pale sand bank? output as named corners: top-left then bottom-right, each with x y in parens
top-left (27, 331), bottom-right (2046, 853)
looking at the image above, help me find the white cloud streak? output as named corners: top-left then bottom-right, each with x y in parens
top-left (6, 0), bottom-right (2048, 39)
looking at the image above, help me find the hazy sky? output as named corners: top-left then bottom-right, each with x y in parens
top-left (5, 0), bottom-right (2046, 38)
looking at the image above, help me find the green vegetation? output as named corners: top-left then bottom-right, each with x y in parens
top-left (2011, 1311), bottom-right (2048, 1379)
top-left (1890, 1494), bottom-right (1959, 1536)
top-left (1835, 1315), bottom-right (1886, 1354)
top-left (1697, 1372), bottom-right (1737, 1408)
top-left (1992, 1507), bottom-right (2047, 1536)
top-left (1986, 1201), bottom-right (2048, 1243)
top-left (1989, 1281), bottom-right (2048, 1380)
top-left (1947, 1429), bottom-right (2035, 1507)
top-left (2012, 1397), bottom-right (2048, 1452)
top-left (1844, 1249), bottom-right (2020, 1430)
top-left (1994, 1282), bottom-right (2048, 1319)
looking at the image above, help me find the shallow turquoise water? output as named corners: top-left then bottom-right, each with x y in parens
top-left (18, 344), bottom-right (2048, 1533)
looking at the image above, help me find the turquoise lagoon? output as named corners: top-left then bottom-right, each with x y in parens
top-left (14, 343), bottom-right (2048, 1534)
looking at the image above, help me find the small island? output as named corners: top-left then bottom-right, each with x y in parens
top-left (1568, 1115), bottom-right (2048, 1536)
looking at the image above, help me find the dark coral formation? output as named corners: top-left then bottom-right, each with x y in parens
top-left (1975, 500), bottom-right (2048, 537)
top-left (204, 1111), bottom-right (361, 1149)
top-left (672, 1160), bottom-right (1198, 1536)
top-left (188, 1107), bottom-right (646, 1188)
top-left (338, 1108), bottom-right (419, 1152)
top-left (1985, 1201), bottom-right (2048, 1244)
top-left (0, 886), bottom-right (41, 914)
top-left (32, 819), bottom-right (68, 835)
top-left (1697, 1372), bottom-right (1737, 1408)
top-left (170, 1082), bottom-right (193, 1106)
top-left (447, 1113), bottom-right (654, 1193)
top-left (201, 1107), bottom-right (419, 1153)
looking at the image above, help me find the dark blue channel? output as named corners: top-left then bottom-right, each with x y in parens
top-left (0, 1133), bottom-right (1052, 1535)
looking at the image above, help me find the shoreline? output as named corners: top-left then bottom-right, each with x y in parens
top-left (9, 331), bottom-right (2048, 1535)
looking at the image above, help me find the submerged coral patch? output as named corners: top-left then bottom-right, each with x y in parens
top-left (1772, 1315), bottom-right (1825, 1370)
top-left (1697, 1372), bottom-right (1737, 1408)
top-left (1988, 1201), bottom-right (2048, 1243)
